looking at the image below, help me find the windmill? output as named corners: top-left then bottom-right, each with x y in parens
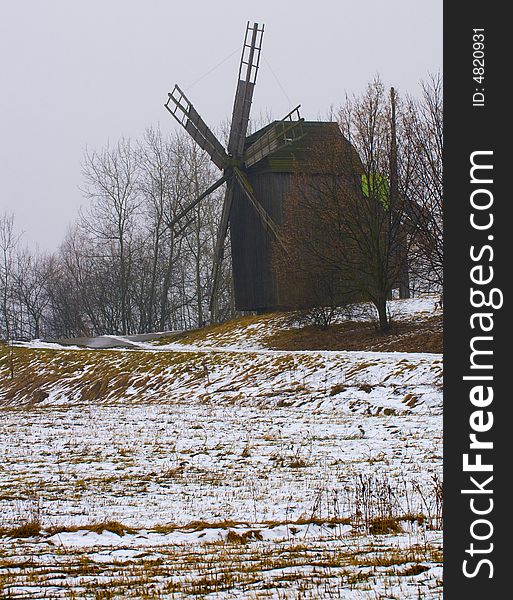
top-left (164, 22), bottom-right (305, 314)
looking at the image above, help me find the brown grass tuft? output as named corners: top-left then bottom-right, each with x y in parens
top-left (368, 516), bottom-right (403, 535)
top-left (0, 521), bottom-right (42, 538)
top-left (264, 315), bottom-right (442, 353)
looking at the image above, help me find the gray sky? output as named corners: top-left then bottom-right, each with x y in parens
top-left (0, 0), bottom-right (442, 251)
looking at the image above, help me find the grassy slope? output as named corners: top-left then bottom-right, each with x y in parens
top-left (0, 303), bottom-right (442, 409)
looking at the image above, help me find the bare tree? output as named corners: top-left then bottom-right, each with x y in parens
top-left (81, 139), bottom-right (140, 334)
top-left (402, 73), bottom-right (443, 292)
top-left (275, 80), bottom-right (419, 331)
top-left (44, 249), bottom-right (87, 338)
top-left (137, 126), bottom-right (178, 332)
top-left (0, 213), bottom-right (22, 377)
top-left (14, 249), bottom-right (51, 339)
top-left (180, 139), bottom-right (225, 327)
top-left (276, 142), bottom-right (410, 331)
top-left (0, 213), bottom-right (21, 341)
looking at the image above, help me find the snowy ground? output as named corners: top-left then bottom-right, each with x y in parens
top-left (0, 297), bottom-right (443, 598)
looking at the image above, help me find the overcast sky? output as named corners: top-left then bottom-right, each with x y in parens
top-left (0, 0), bottom-right (442, 251)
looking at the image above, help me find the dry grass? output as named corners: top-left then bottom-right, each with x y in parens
top-left (0, 345), bottom-right (218, 406)
top-left (0, 520), bottom-right (42, 538)
top-left (0, 517), bottom-right (356, 540)
top-left (48, 520), bottom-right (137, 537)
top-left (152, 310), bottom-right (442, 354)
top-left (368, 516), bottom-right (403, 535)
top-left (264, 315), bottom-right (443, 353)
top-left (1, 306), bottom-right (442, 409)
top-left (152, 312), bottom-right (282, 346)
top-left (0, 304), bottom-right (442, 597)
top-left (0, 536), bottom-right (443, 598)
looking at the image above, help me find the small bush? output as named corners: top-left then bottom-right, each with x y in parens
top-left (226, 529), bottom-right (263, 544)
top-left (87, 520), bottom-right (136, 536)
top-left (330, 383), bottom-right (347, 396)
top-left (369, 516), bottom-right (403, 535)
top-left (5, 521), bottom-right (41, 538)
top-left (399, 563), bottom-right (430, 576)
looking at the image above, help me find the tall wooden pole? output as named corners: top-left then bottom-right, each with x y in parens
top-left (390, 87), bottom-right (410, 299)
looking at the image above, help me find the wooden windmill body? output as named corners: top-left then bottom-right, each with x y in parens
top-left (231, 120), bottom-right (362, 312)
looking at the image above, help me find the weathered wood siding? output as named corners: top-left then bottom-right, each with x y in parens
top-left (230, 171), bottom-right (291, 311)
top-left (230, 121), bottom-right (363, 312)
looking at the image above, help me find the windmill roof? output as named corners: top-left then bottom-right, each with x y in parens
top-left (245, 121), bottom-right (361, 174)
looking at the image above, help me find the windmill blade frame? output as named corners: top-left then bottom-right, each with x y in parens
top-left (243, 105), bottom-right (305, 168)
top-left (227, 22), bottom-right (264, 158)
top-left (169, 173), bottom-right (230, 229)
top-left (163, 20), bottom-right (315, 315)
top-left (232, 167), bottom-right (287, 252)
top-left (209, 181), bottom-right (236, 313)
top-left (238, 21), bottom-right (264, 83)
top-left (165, 85), bottom-right (228, 170)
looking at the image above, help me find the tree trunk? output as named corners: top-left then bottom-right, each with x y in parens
top-left (375, 298), bottom-right (390, 331)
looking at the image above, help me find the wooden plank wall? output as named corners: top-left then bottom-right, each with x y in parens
top-left (230, 172), bottom-right (290, 311)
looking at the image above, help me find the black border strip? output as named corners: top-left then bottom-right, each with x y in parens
top-left (444, 4), bottom-right (507, 596)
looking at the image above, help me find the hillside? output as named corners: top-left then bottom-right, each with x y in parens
top-left (1, 296), bottom-right (442, 412)
top-left (0, 296), bottom-right (443, 599)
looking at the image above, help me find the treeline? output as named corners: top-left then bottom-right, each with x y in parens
top-left (0, 75), bottom-right (442, 341)
top-left (1, 129), bottom-right (234, 340)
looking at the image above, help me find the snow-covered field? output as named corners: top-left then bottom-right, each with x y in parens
top-left (0, 297), bottom-right (443, 598)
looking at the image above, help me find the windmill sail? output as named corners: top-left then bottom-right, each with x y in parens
top-left (165, 85), bottom-right (228, 169)
top-left (170, 173), bottom-right (230, 228)
top-left (227, 22), bottom-right (264, 157)
top-left (232, 168), bottom-right (286, 250)
top-left (163, 21), bottom-right (307, 314)
top-left (209, 182), bottom-right (236, 313)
